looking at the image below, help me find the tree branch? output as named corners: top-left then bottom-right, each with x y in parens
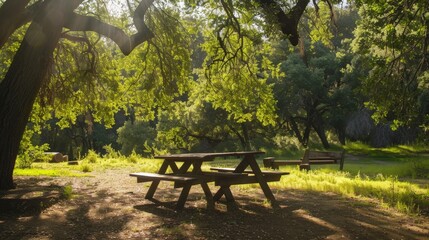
top-left (255, 0), bottom-right (310, 46)
top-left (0, 0), bottom-right (34, 48)
top-left (64, 0), bottom-right (155, 56)
top-left (0, 0), bottom-right (86, 49)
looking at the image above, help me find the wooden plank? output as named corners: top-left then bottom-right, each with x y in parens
top-left (308, 156), bottom-right (338, 160)
top-left (271, 160), bottom-right (302, 165)
top-left (173, 172), bottom-right (247, 188)
top-left (214, 175), bottom-right (282, 186)
top-left (209, 167), bottom-right (289, 175)
top-left (154, 151), bottom-right (265, 161)
top-left (129, 172), bottom-right (197, 183)
top-left (308, 160), bottom-right (336, 164)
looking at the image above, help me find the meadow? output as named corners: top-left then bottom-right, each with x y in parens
top-left (13, 143), bottom-right (429, 215)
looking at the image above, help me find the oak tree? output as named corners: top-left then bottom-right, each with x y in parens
top-left (0, 0), bottom-right (309, 189)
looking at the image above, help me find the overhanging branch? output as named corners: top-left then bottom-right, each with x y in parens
top-left (0, 0), bottom-right (37, 48)
top-left (63, 0), bottom-right (155, 56)
top-left (255, 0), bottom-right (310, 46)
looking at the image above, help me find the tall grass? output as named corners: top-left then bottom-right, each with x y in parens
top-left (273, 169), bottom-right (429, 214)
top-left (13, 167), bottom-right (90, 177)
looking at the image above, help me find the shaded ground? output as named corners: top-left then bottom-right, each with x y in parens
top-left (1, 169), bottom-right (428, 240)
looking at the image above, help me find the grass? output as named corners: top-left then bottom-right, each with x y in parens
top-left (12, 143), bottom-right (429, 215)
top-left (272, 169), bottom-right (429, 215)
top-left (13, 166), bottom-right (90, 177)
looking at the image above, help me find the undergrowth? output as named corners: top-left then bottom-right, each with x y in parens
top-left (273, 169), bottom-right (429, 215)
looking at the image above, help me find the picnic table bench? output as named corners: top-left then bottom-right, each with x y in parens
top-left (130, 151), bottom-right (288, 210)
top-left (263, 149), bottom-right (345, 171)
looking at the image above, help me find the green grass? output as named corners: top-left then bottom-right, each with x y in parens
top-left (12, 144), bottom-right (429, 215)
top-left (272, 169), bottom-right (429, 215)
top-left (13, 156), bottom-right (163, 177)
top-left (13, 166), bottom-right (90, 177)
top-left (344, 142), bottom-right (429, 156)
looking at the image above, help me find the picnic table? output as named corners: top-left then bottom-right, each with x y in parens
top-left (130, 151), bottom-right (288, 210)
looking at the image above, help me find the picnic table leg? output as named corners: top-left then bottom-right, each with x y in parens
top-left (176, 184), bottom-right (192, 210)
top-left (178, 162), bottom-right (192, 173)
top-left (145, 161), bottom-right (173, 199)
top-left (191, 161), bottom-right (214, 209)
top-left (213, 157), bottom-right (250, 203)
top-left (247, 157), bottom-right (279, 208)
top-left (213, 186), bottom-right (235, 202)
top-left (200, 182), bottom-right (214, 209)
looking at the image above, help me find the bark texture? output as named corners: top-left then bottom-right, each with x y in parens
top-left (0, 0), bottom-right (77, 190)
top-left (0, 0), bottom-right (155, 190)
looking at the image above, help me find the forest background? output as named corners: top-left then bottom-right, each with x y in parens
top-left (1, 0), bottom-right (428, 171)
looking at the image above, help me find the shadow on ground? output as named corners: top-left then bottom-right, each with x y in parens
top-left (1, 173), bottom-right (428, 240)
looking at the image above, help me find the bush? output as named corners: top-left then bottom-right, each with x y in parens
top-left (128, 150), bottom-right (140, 163)
top-left (80, 163), bottom-right (92, 172)
top-left (16, 143), bottom-right (50, 169)
top-left (103, 144), bottom-right (121, 159)
top-left (61, 185), bottom-right (74, 199)
top-left (117, 120), bottom-right (156, 156)
top-left (84, 150), bottom-right (99, 163)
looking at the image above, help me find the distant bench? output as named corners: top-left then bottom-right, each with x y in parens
top-left (263, 149), bottom-right (345, 171)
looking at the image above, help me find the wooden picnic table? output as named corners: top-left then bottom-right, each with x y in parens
top-left (130, 151), bottom-right (287, 210)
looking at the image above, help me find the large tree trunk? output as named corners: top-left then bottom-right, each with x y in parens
top-left (288, 117), bottom-right (305, 146)
top-left (0, 0), bottom-right (75, 190)
top-left (312, 115), bottom-right (331, 149)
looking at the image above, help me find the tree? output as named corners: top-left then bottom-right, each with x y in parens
top-left (0, 0), bottom-right (154, 190)
top-left (271, 4), bottom-right (361, 148)
top-left (0, 0), bottom-right (309, 190)
top-left (352, 0), bottom-right (429, 129)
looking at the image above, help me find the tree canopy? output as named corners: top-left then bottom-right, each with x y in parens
top-left (1, 0), bottom-right (429, 190)
top-left (0, 0), bottom-right (310, 189)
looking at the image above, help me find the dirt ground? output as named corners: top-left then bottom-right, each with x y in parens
top-left (1, 169), bottom-right (429, 240)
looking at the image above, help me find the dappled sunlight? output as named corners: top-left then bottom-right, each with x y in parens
top-left (292, 208), bottom-right (348, 238)
top-left (1, 170), bottom-right (429, 239)
top-left (272, 169), bottom-right (429, 215)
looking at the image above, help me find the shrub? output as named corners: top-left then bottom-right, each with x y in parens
top-left (84, 150), bottom-right (99, 163)
top-left (103, 144), bottom-right (121, 159)
top-left (61, 185), bottom-right (74, 199)
top-left (80, 163), bottom-right (92, 172)
top-left (116, 120), bottom-right (156, 156)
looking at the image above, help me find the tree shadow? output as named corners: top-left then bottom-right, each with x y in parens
top-left (133, 188), bottom-right (429, 240)
top-left (1, 175), bottom-right (428, 239)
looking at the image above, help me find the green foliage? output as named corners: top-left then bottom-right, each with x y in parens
top-left (271, 37), bottom-right (360, 146)
top-left (80, 163), bottom-right (92, 173)
top-left (84, 150), bottom-right (99, 164)
top-left (195, 8), bottom-right (278, 127)
top-left (61, 185), bottom-right (74, 200)
top-left (128, 150), bottom-right (143, 164)
top-left (16, 125), bottom-right (50, 169)
top-left (117, 121), bottom-right (156, 156)
top-left (103, 144), bottom-right (121, 159)
top-left (352, 0), bottom-right (429, 128)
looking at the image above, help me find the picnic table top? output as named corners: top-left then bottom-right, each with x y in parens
top-left (154, 151), bottom-right (265, 161)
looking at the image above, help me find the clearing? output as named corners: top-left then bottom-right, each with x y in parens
top-left (1, 168), bottom-right (428, 240)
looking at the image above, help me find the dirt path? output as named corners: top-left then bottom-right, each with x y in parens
top-left (1, 169), bottom-right (428, 240)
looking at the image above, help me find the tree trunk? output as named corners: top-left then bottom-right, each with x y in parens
top-left (0, 0), bottom-right (74, 190)
top-left (289, 117), bottom-right (305, 146)
top-left (312, 121), bottom-right (331, 149)
top-left (241, 123), bottom-right (251, 151)
top-left (336, 127), bottom-right (346, 145)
